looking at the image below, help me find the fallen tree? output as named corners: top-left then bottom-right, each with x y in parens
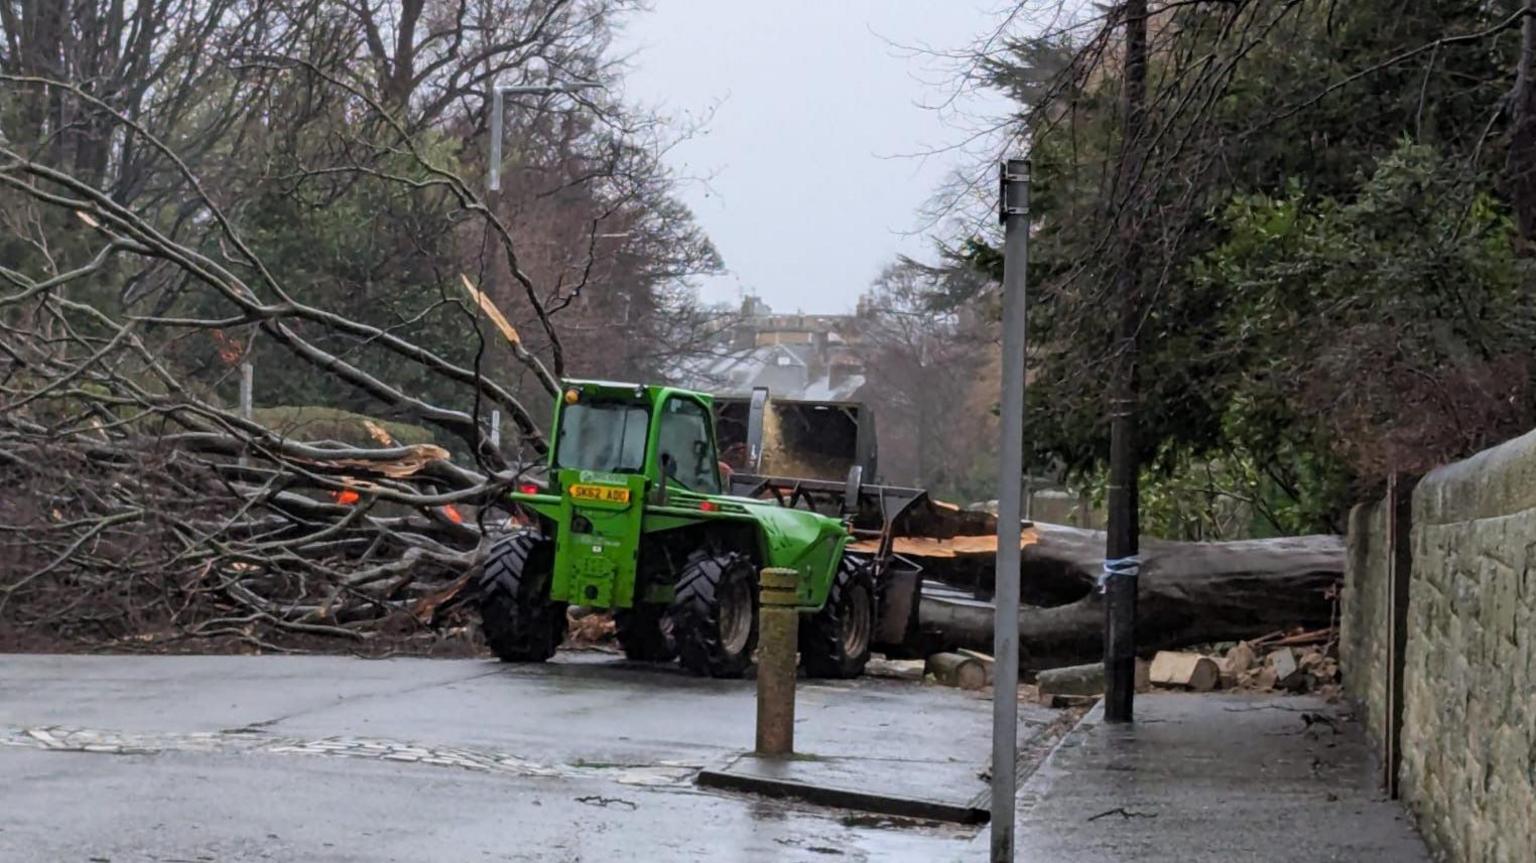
top-left (915, 522), bottom-right (1344, 670)
top-left (0, 92), bottom-right (538, 648)
top-left (0, 35), bottom-right (692, 651)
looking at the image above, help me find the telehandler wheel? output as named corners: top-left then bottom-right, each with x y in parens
top-left (477, 530), bottom-right (567, 663)
top-left (671, 550), bottom-right (758, 678)
top-left (801, 555), bottom-right (875, 679)
top-left (615, 605), bottom-right (677, 662)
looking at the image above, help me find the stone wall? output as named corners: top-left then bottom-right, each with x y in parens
top-left (1342, 428), bottom-right (1536, 863)
top-left (1340, 498), bottom-right (1389, 747)
top-left (1401, 430), bottom-right (1536, 863)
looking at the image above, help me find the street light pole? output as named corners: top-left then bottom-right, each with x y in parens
top-left (487, 81), bottom-right (602, 194)
top-left (483, 80), bottom-right (603, 264)
top-left (477, 79), bottom-right (601, 445)
top-left (484, 80), bottom-right (602, 275)
top-left (990, 157), bottom-right (1030, 863)
top-left (480, 78), bottom-right (602, 373)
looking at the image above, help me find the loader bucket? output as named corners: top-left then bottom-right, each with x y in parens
top-left (715, 396), bottom-right (877, 483)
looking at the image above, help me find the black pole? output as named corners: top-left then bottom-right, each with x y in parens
top-left (1102, 383), bottom-right (1139, 722)
top-left (990, 158), bottom-right (1030, 862)
top-left (1103, 0), bottom-right (1147, 724)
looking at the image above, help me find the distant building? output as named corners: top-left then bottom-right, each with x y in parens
top-left (673, 296), bottom-right (867, 402)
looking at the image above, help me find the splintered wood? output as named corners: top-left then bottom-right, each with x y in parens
top-left (847, 526), bottom-right (1040, 558)
top-left (301, 444), bottom-right (452, 479)
top-left (459, 273), bottom-right (523, 346)
top-left (362, 419), bottom-right (395, 446)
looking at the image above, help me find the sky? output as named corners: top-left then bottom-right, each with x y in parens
top-left (613, 1), bottom-right (1012, 315)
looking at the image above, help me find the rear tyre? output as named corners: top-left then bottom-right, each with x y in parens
top-left (671, 551), bottom-right (758, 678)
top-left (477, 530), bottom-right (567, 663)
top-left (615, 604), bottom-right (677, 662)
top-left (801, 554), bottom-right (875, 679)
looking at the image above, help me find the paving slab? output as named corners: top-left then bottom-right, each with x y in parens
top-left (965, 692), bottom-right (1433, 862)
top-left (699, 752), bottom-right (991, 823)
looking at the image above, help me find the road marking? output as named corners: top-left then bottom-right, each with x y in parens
top-left (0, 725), bottom-right (698, 786)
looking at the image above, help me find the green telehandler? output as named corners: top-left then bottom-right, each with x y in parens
top-left (476, 379), bottom-right (887, 678)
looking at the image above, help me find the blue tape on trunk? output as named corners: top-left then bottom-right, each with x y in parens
top-left (1097, 556), bottom-right (1141, 593)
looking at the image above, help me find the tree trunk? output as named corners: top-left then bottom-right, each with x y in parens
top-left (916, 522), bottom-right (1343, 671)
top-left (1507, 0), bottom-right (1536, 246)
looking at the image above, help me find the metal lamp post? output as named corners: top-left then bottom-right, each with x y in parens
top-left (482, 79), bottom-right (604, 284)
top-left (487, 80), bottom-right (603, 193)
top-left (480, 80), bottom-right (601, 454)
top-left (991, 158), bottom-right (1030, 862)
top-left (482, 80), bottom-right (604, 289)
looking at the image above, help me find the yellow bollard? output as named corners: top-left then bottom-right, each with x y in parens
top-left (755, 567), bottom-right (800, 756)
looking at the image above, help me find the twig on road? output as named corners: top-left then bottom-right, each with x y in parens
top-left (576, 795), bottom-right (637, 810)
top-left (1087, 807), bottom-right (1159, 822)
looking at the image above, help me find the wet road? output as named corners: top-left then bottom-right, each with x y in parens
top-left (0, 653), bottom-right (1054, 862)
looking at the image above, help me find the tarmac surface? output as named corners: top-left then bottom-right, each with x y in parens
top-left (0, 651), bottom-right (1058, 862)
top-left (1, 654), bottom-right (1436, 862)
top-left (970, 692), bottom-right (1434, 862)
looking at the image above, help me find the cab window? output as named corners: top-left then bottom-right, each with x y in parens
top-left (554, 400), bottom-right (649, 473)
top-left (657, 397), bottom-right (720, 494)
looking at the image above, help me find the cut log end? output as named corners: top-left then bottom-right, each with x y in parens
top-left (926, 652), bottom-right (988, 690)
top-left (1149, 651), bottom-right (1220, 691)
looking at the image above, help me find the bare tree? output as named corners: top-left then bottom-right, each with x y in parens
top-left (855, 260), bottom-right (994, 499)
top-left (0, 1), bottom-right (723, 651)
top-left (0, 69), bottom-right (538, 646)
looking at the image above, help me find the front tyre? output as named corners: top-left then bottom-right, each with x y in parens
top-left (671, 551), bottom-right (758, 678)
top-left (801, 554), bottom-right (875, 679)
top-left (477, 530), bottom-right (567, 663)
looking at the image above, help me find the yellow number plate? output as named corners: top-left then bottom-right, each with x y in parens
top-left (569, 484), bottom-right (630, 504)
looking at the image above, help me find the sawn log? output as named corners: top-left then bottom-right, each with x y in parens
top-left (915, 522), bottom-right (1343, 670)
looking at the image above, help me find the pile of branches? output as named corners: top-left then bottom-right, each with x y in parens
top-left (0, 70), bottom-right (558, 651)
top-left (0, 403), bottom-right (510, 651)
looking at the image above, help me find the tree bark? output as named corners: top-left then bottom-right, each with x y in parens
top-left (916, 522), bottom-right (1343, 671)
top-left (1507, 0), bottom-right (1536, 246)
top-left (1036, 662), bottom-right (1105, 696)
